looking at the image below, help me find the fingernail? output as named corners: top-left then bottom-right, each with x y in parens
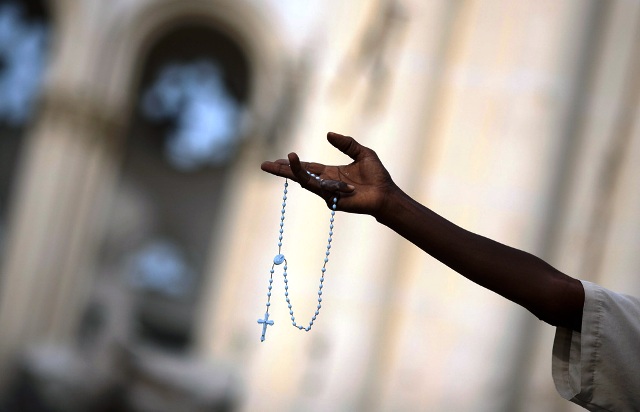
top-left (347, 184), bottom-right (355, 190)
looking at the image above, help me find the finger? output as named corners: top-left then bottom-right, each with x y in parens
top-left (327, 132), bottom-right (367, 161)
top-left (261, 160), bottom-right (296, 180)
top-left (320, 179), bottom-right (355, 193)
top-left (288, 152), bottom-right (317, 190)
top-left (277, 158), bottom-right (325, 175)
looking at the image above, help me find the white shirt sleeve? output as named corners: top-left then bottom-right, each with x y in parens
top-left (552, 280), bottom-right (640, 411)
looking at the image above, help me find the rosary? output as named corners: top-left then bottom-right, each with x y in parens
top-left (258, 171), bottom-right (337, 342)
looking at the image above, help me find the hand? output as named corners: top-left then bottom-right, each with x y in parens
top-left (261, 132), bottom-right (397, 217)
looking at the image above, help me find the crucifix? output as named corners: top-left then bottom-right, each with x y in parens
top-left (257, 312), bottom-right (274, 342)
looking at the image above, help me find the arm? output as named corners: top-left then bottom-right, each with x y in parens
top-left (261, 132), bottom-right (585, 331)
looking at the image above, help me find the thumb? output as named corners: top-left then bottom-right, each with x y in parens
top-left (327, 132), bottom-right (367, 161)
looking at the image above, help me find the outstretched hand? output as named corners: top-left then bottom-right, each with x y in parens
top-left (260, 132), bottom-right (397, 217)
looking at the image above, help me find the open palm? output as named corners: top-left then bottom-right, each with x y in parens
top-left (260, 132), bottom-right (397, 217)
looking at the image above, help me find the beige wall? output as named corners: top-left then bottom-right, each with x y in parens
top-left (0, 0), bottom-right (638, 411)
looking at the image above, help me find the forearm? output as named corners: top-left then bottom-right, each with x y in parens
top-left (375, 187), bottom-right (584, 331)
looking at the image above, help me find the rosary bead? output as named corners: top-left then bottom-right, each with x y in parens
top-left (269, 278), bottom-right (273, 283)
top-left (318, 297), bottom-right (322, 302)
top-left (315, 311), bottom-right (319, 316)
top-left (278, 242), bottom-right (282, 247)
top-left (317, 304), bottom-right (321, 309)
top-left (289, 310), bottom-right (293, 315)
top-left (291, 318), bottom-right (295, 323)
top-left (268, 285), bottom-right (272, 290)
top-left (319, 284), bottom-right (323, 289)
top-left (318, 290), bottom-right (322, 295)
top-left (321, 268), bottom-right (326, 272)
top-left (288, 304), bottom-right (292, 309)
top-left (325, 251), bottom-right (330, 256)
top-left (267, 292), bottom-right (271, 297)
top-left (266, 302), bottom-right (270, 306)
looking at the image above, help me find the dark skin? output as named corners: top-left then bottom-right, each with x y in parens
top-left (261, 132), bottom-right (585, 332)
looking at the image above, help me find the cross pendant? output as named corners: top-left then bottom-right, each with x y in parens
top-left (258, 312), bottom-right (274, 342)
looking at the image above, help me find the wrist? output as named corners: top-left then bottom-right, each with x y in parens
top-left (373, 184), bottom-right (409, 224)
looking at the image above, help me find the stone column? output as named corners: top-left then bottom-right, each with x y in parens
top-left (0, 87), bottom-right (124, 383)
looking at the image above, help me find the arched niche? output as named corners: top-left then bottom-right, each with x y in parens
top-left (98, 0), bottom-right (288, 143)
top-left (94, 10), bottom-right (279, 351)
top-left (0, 0), bottom-right (53, 262)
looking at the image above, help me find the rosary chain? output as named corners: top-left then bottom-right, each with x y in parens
top-left (259, 172), bottom-right (337, 341)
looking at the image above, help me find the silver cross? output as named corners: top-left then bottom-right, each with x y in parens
top-left (258, 312), bottom-right (274, 342)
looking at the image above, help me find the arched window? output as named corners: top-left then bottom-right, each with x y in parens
top-left (99, 24), bottom-right (251, 351)
top-left (0, 0), bottom-right (51, 260)
top-left (136, 26), bottom-right (250, 171)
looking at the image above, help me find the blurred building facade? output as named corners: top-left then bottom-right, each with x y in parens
top-left (0, 0), bottom-right (639, 411)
